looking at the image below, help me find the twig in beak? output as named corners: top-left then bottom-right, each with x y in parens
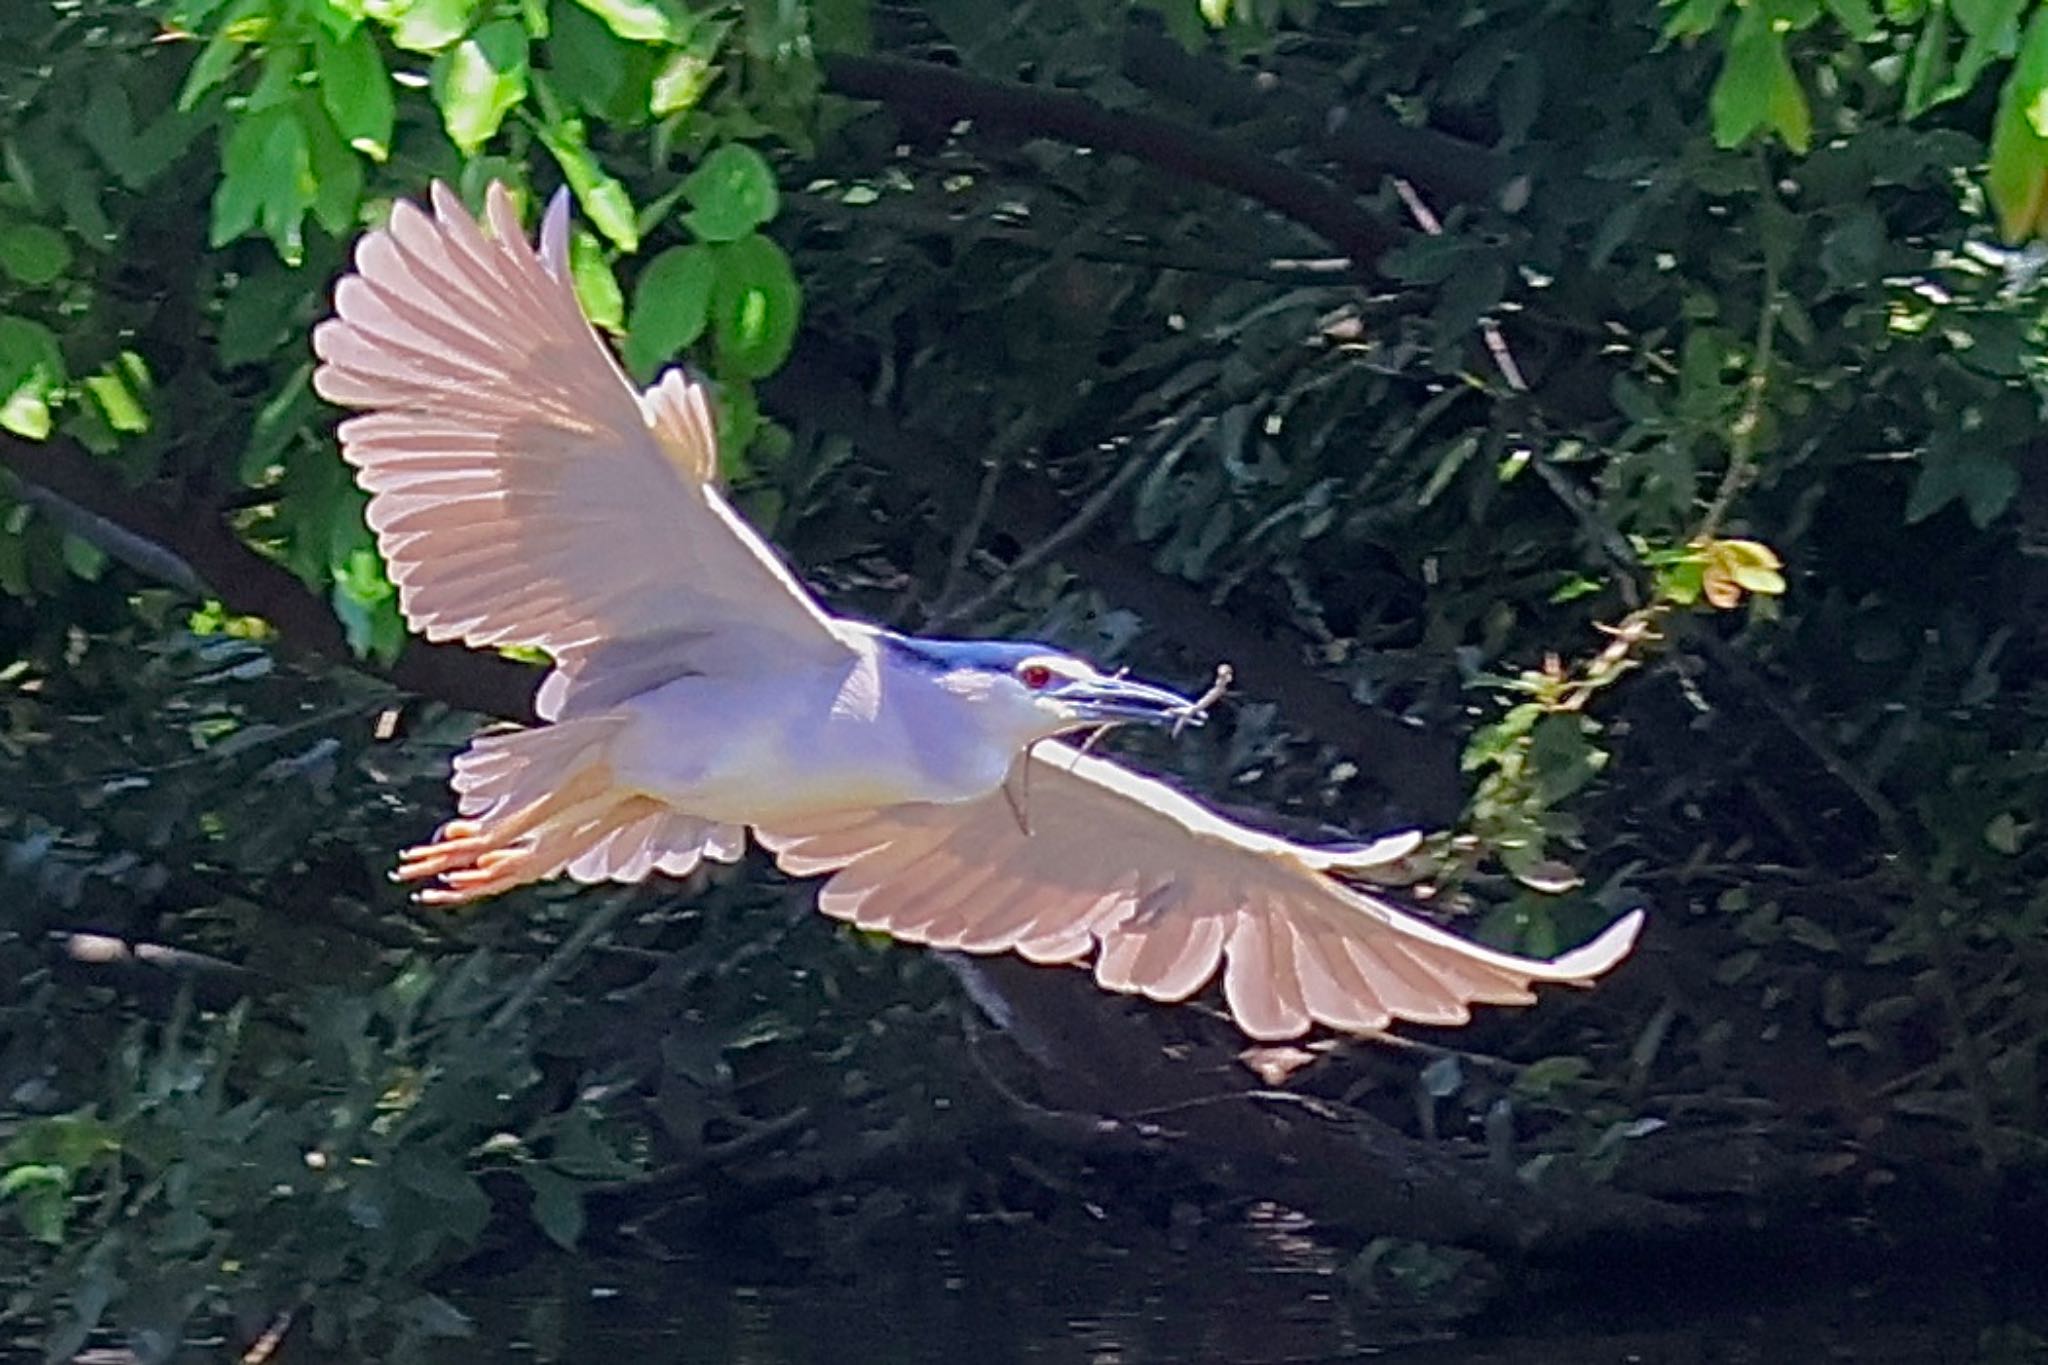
top-left (1174, 663), bottom-right (1233, 737)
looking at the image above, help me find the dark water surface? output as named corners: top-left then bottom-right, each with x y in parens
top-left (430, 1208), bottom-right (2047, 1365)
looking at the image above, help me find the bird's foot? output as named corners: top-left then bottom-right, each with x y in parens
top-left (396, 821), bottom-right (541, 905)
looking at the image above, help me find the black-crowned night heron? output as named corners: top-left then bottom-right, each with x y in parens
top-left (310, 183), bottom-right (1641, 1042)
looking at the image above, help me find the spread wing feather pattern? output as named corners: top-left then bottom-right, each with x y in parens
top-left (311, 182), bottom-right (850, 719)
top-left (317, 182), bottom-right (1642, 1041)
top-left (760, 742), bottom-right (1642, 1041)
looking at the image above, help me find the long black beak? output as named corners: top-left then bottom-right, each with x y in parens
top-left (1051, 675), bottom-right (1205, 728)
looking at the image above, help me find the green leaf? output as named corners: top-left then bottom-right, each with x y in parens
top-left (80, 76), bottom-right (202, 191)
top-left (1903, 2), bottom-right (1950, 115)
top-left (682, 143), bottom-right (779, 242)
top-left (301, 95), bottom-right (365, 234)
top-left (1708, 15), bottom-right (1811, 152)
top-left (391, 0), bottom-right (478, 52)
top-left (61, 534), bottom-right (108, 581)
top-left (312, 0), bottom-right (367, 34)
top-left (1663, 0), bottom-right (1730, 39)
top-left (221, 259), bottom-right (316, 368)
top-left (332, 550), bottom-right (405, 659)
top-left (0, 314), bottom-right (64, 441)
top-left (1942, 0), bottom-right (2024, 103)
top-left (0, 223), bottom-right (71, 286)
top-left (433, 19), bottom-right (529, 152)
top-left (524, 1168), bottom-right (584, 1249)
top-left (570, 0), bottom-right (685, 42)
top-left (1987, 10), bottom-right (2048, 239)
top-left (548, 2), bottom-right (628, 115)
top-left (313, 23), bottom-right (395, 159)
top-left (569, 227), bottom-right (624, 331)
top-left (539, 119), bottom-right (638, 249)
top-left (1957, 457), bottom-right (2019, 527)
top-left (241, 365), bottom-right (313, 482)
top-left (811, 0), bottom-right (872, 53)
top-left (83, 355), bottom-right (151, 435)
top-left (716, 375), bottom-right (759, 466)
top-left (650, 48), bottom-right (716, 116)
top-left (1823, 0), bottom-right (1879, 39)
top-left (177, 0), bottom-right (266, 111)
top-left (1528, 713), bottom-right (1604, 805)
top-left (623, 243), bottom-right (714, 378)
top-left (0, 1164), bottom-right (71, 1244)
top-left (551, 1106), bottom-right (638, 1178)
top-left (1906, 449), bottom-right (2020, 526)
top-left (710, 232), bottom-right (800, 379)
top-left (211, 104), bottom-right (315, 263)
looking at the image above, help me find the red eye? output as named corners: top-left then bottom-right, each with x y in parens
top-left (1018, 663), bottom-right (1053, 690)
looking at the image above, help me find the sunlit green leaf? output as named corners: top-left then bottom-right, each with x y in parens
top-left (433, 19), bottom-right (529, 152)
top-left (390, 0), bottom-right (478, 52)
top-left (1988, 10), bottom-right (2048, 239)
top-left (177, 0), bottom-right (266, 110)
top-left (569, 227), bottom-right (624, 331)
top-left (313, 22), bottom-right (395, 159)
top-left (210, 104), bottom-right (315, 263)
top-left (650, 48), bottom-right (716, 115)
top-left (710, 232), bottom-right (799, 378)
top-left (1822, 0), bottom-right (1878, 39)
top-left (1708, 14), bottom-right (1811, 152)
top-left (83, 355), bottom-right (151, 436)
top-left (570, 0), bottom-right (685, 42)
top-left (539, 119), bottom-right (638, 249)
top-left (682, 143), bottom-right (779, 242)
top-left (624, 243), bottom-right (714, 378)
top-left (0, 1165), bottom-right (71, 1244)
top-left (0, 314), bottom-right (64, 441)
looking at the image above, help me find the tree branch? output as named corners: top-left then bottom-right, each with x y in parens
top-left (0, 433), bottom-right (540, 722)
top-left (1118, 19), bottom-right (1521, 213)
top-left (819, 53), bottom-right (1402, 274)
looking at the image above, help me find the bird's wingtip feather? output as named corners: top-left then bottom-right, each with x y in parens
top-left (1549, 908), bottom-right (1645, 980)
top-left (538, 188), bottom-right (572, 277)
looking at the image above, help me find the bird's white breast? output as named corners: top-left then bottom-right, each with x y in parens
top-left (606, 639), bottom-right (1016, 825)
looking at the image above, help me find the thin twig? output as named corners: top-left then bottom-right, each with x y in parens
top-left (1391, 177), bottom-right (1526, 393)
top-left (938, 453), bottom-right (1007, 611)
top-left (1697, 169), bottom-right (1783, 540)
top-left (782, 191), bottom-right (1353, 285)
top-left (12, 701), bottom-right (379, 793)
top-left (1174, 662), bottom-right (1233, 736)
top-left (930, 447), bottom-right (1153, 630)
top-left (485, 896), bottom-right (635, 1034)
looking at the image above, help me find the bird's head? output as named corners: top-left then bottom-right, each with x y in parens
top-left (881, 635), bottom-right (1204, 747)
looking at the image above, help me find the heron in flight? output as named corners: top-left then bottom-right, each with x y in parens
top-left (310, 183), bottom-right (1641, 1042)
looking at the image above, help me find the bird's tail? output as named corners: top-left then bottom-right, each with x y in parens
top-left (397, 718), bottom-right (745, 905)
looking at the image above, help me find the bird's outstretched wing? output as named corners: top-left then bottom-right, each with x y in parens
top-left (759, 742), bottom-right (1642, 1041)
top-left (312, 182), bottom-right (852, 719)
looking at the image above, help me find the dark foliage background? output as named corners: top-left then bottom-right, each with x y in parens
top-left (2, 0), bottom-right (2046, 1356)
